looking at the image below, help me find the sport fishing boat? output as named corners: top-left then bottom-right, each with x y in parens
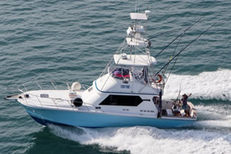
top-left (5, 10), bottom-right (197, 128)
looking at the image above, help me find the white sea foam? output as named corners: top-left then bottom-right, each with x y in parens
top-left (194, 105), bottom-right (231, 129)
top-left (163, 69), bottom-right (231, 101)
top-left (196, 104), bottom-right (231, 119)
top-left (49, 124), bottom-right (231, 154)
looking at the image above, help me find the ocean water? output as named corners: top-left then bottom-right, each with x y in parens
top-left (1, 0), bottom-right (231, 153)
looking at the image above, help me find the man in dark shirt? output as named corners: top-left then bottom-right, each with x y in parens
top-left (181, 93), bottom-right (191, 116)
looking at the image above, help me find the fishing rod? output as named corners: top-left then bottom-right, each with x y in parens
top-left (154, 17), bottom-right (203, 57)
top-left (155, 22), bottom-right (216, 76)
top-left (175, 83), bottom-right (182, 101)
top-left (162, 36), bottom-right (182, 84)
top-left (147, 29), bottom-right (178, 42)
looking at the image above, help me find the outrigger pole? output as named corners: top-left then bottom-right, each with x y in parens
top-left (155, 22), bottom-right (216, 76)
top-left (153, 17), bottom-right (203, 57)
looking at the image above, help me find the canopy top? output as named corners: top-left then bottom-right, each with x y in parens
top-left (130, 13), bottom-right (148, 20)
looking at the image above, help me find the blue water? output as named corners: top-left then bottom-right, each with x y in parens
top-left (1, 0), bottom-right (231, 153)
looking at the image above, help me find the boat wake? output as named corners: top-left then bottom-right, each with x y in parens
top-left (163, 69), bottom-right (231, 101)
top-left (48, 104), bottom-right (231, 154)
top-left (194, 105), bottom-right (231, 129)
top-left (47, 69), bottom-right (231, 154)
top-left (49, 124), bottom-right (231, 154)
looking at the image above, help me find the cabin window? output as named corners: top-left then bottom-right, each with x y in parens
top-left (40, 94), bottom-right (49, 98)
top-left (100, 95), bottom-right (142, 106)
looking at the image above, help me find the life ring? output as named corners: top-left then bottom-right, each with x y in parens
top-left (155, 74), bottom-right (163, 83)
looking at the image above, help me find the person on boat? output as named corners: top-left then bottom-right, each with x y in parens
top-left (172, 100), bottom-right (181, 116)
top-left (181, 93), bottom-right (191, 116)
top-left (112, 68), bottom-right (130, 79)
top-left (143, 67), bottom-right (148, 84)
top-left (153, 96), bottom-right (159, 105)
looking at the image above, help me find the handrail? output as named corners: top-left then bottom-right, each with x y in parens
top-left (15, 77), bottom-right (95, 111)
top-left (26, 93), bottom-right (94, 112)
top-left (17, 77), bottom-right (90, 93)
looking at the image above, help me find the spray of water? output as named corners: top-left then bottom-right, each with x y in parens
top-left (49, 122), bottom-right (231, 154)
top-left (163, 69), bottom-right (231, 101)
